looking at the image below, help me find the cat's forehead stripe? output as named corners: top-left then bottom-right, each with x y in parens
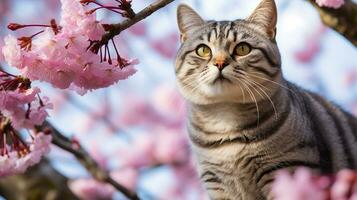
top-left (200, 21), bottom-right (258, 43)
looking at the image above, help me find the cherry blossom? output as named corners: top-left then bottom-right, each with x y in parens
top-left (272, 168), bottom-right (357, 200)
top-left (151, 32), bottom-right (179, 59)
top-left (68, 168), bottom-right (138, 199)
top-left (69, 178), bottom-right (115, 200)
top-left (315, 0), bottom-right (345, 9)
top-left (118, 134), bottom-right (156, 168)
top-left (294, 26), bottom-right (326, 64)
top-left (153, 129), bottom-right (189, 165)
top-left (2, 0), bottom-right (137, 94)
top-left (0, 131), bottom-right (52, 177)
top-left (111, 167), bottom-right (139, 190)
top-left (61, 0), bottom-right (106, 41)
top-left (0, 70), bottom-right (52, 177)
top-left (0, 72), bottom-right (52, 130)
top-left (0, 89), bottom-right (51, 130)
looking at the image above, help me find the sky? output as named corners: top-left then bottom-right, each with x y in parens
top-left (1, 0), bottom-right (357, 199)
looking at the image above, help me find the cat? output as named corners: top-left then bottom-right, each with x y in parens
top-left (174, 0), bottom-right (357, 199)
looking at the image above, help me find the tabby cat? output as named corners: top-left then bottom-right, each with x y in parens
top-left (174, 0), bottom-right (357, 199)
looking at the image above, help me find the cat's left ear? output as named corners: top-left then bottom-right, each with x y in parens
top-left (246, 0), bottom-right (277, 39)
top-left (177, 4), bottom-right (205, 42)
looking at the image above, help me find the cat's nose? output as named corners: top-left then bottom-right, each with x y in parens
top-left (213, 58), bottom-right (229, 71)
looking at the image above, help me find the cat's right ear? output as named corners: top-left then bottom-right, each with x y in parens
top-left (177, 4), bottom-right (204, 42)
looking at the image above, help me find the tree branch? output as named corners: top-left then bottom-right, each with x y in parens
top-left (307, 0), bottom-right (357, 47)
top-left (91, 0), bottom-right (175, 51)
top-left (44, 121), bottom-right (140, 200)
top-left (0, 159), bottom-right (79, 200)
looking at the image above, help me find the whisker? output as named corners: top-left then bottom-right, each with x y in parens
top-left (181, 72), bottom-right (210, 95)
top-left (242, 77), bottom-right (278, 120)
top-left (247, 72), bottom-right (298, 97)
top-left (238, 78), bottom-right (260, 126)
top-left (229, 74), bottom-right (246, 104)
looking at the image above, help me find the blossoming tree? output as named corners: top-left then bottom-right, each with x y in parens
top-left (0, 0), bottom-right (356, 199)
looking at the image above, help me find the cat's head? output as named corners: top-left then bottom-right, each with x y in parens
top-left (175, 0), bottom-right (282, 105)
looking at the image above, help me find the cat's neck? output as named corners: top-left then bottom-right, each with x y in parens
top-left (188, 82), bottom-right (290, 133)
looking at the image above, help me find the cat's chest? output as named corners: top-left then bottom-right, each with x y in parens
top-left (194, 146), bottom-right (263, 199)
top-left (197, 110), bottom-right (241, 133)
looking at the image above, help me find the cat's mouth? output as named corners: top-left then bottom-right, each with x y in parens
top-left (213, 74), bottom-right (231, 84)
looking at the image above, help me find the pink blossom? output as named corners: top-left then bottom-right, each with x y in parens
top-left (151, 84), bottom-right (186, 126)
top-left (272, 168), bottom-right (357, 200)
top-left (331, 170), bottom-right (357, 199)
top-left (111, 167), bottom-right (139, 191)
top-left (69, 178), bottom-right (115, 200)
top-left (60, 0), bottom-right (105, 41)
top-left (315, 0), bottom-right (344, 8)
top-left (0, 154), bottom-right (16, 177)
top-left (2, 35), bottom-right (23, 68)
top-left (153, 129), bottom-right (189, 164)
top-left (0, 87), bottom-right (51, 130)
top-left (294, 27), bottom-right (326, 63)
top-left (88, 144), bottom-right (108, 169)
top-left (118, 96), bottom-right (160, 127)
top-left (0, 132), bottom-right (52, 177)
top-left (272, 168), bottom-right (326, 200)
top-left (167, 162), bottom-right (207, 200)
top-left (118, 135), bottom-right (156, 168)
top-left (118, 85), bottom-right (186, 128)
top-left (151, 32), bottom-right (179, 59)
top-left (69, 168), bottom-right (138, 200)
top-left (3, 0), bottom-right (137, 94)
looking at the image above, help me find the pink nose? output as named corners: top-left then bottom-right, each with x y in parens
top-left (213, 56), bottom-right (229, 71)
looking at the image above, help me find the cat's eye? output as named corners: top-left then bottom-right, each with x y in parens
top-left (234, 42), bottom-right (251, 56)
top-left (196, 44), bottom-right (211, 58)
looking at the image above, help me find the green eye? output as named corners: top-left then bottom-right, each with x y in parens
top-left (196, 44), bottom-right (211, 57)
top-left (235, 42), bottom-right (251, 56)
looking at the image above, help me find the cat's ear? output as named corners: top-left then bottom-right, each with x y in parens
top-left (177, 4), bottom-right (204, 42)
top-left (246, 0), bottom-right (277, 39)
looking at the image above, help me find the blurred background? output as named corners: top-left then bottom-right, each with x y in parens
top-left (0, 0), bottom-right (357, 199)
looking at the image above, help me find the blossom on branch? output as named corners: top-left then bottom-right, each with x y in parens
top-left (69, 178), bottom-right (115, 200)
top-left (68, 167), bottom-right (138, 199)
top-left (0, 130), bottom-right (52, 177)
top-left (0, 72), bottom-right (51, 130)
top-left (0, 70), bottom-right (52, 177)
top-left (2, 0), bottom-right (137, 94)
top-left (272, 168), bottom-right (357, 200)
top-left (315, 0), bottom-right (345, 9)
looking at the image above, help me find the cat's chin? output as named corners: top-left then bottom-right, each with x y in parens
top-left (177, 80), bottom-right (246, 104)
top-left (199, 83), bottom-right (245, 102)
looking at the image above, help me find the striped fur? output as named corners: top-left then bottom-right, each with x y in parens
top-left (175, 1), bottom-right (357, 200)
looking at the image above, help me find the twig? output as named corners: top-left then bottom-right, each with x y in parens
top-left (44, 121), bottom-right (140, 200)
top-left (307, 0), bottom-right (357, 47)
top-left (91, 0), bottom-right (175, 51)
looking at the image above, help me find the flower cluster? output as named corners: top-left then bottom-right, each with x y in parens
top-left (0, 71), bottom-right (52, 130)
top-left (0, 71), bottom-right (52, 177)
top-left (315, 0), bottom-right (345, 9)
top-left (2, 0), bottom-right (137, 94)
top-left (272, 168), bottom-right (357, 200)
top-left (0, 130), bottom-right (52, 177)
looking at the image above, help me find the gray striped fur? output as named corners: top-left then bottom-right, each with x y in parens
top-left (175, 0), bottom-right (357, 199)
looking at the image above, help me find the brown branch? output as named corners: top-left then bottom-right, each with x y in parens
top-left (44, 121), bottom-right (140, 200)
top-left (91, 0), bottom-right (175, 51)
top-left (307, 0), bottom-right (357, 47)
top-left (0, 159), bottom-right (79, 200)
